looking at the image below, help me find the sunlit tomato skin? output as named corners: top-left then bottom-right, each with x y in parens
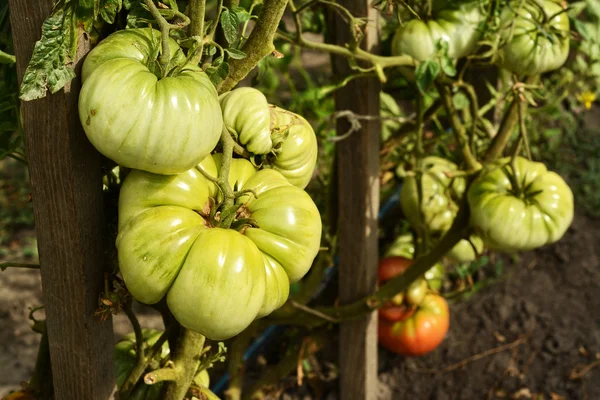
top-left (220, 87), bottom-right (273, 154)
top-left (391, 4), bottom-right (484, 61)
top-left (79, 28), bottom-right (222, 175)
top-left (499, 0), bottom-right (570, 76)
top-left (468, 157), bottom-right (574, 252)
top-left (218, 87), bottom-right (318, 189)
top-left (116, 155), bottom-right (321, 340)
top-left (378, 294), bottom-right (450, 356)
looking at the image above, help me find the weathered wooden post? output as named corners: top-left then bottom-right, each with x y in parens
top-left (333, 2), bottom-right (381, 399)
top-left (9, 2), bottom-right (116, 399)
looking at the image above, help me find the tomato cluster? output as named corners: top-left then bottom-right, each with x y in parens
top-left (377, 256), bottom-right (450, 356)
top-left (79, 30), bottom-right (321, 341)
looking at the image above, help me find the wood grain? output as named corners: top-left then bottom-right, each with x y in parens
top-left (9, 2), bottom-right (116, 398)
top-left (332, 3), bottom-right (381, 399)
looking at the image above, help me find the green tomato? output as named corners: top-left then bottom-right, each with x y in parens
top-left (381, 92), bottom-right (403, 141)
top-left (79, 28), bottom-right (222, 175)
top-left (405, 278), bottom-right (428, 306)
top-left (391, 5), bottom-right (484, 61)
top-left (446, 234), bottom-right (484, 263)
top-left (266, 106), bottom-right (318, 189)
top-left (167, 228), bottom-right (267, 340)
top-left (500, 0), bottom-right (570, 76)
top-left (116, 155), bottom-right (322, 340)
top-left (218, 88), bottom-right (318, 189)
top-left (468, 157), bottom-right (574, 252)
top-left (220, 87), bottom-right (273, 154)
top-left (399, 157), bottom-right (465, 233)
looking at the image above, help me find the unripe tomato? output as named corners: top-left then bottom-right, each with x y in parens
top-left (499, 0), bottom-right (570, 75)
top-left (446, 234), bottom-right (484, 263)
top-left (468, 157), bottom-right (574, 252)
top-left (79, 28), bottom-right (222, 175)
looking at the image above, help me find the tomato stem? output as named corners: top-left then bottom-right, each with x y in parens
top-left (144, 0), bottom-right (191, 77)
top-left (188, 0), bottom-right (206, 65)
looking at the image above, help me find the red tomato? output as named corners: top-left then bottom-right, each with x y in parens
top-left (378, 293), bottom-right (449, 356)
top-left (378, 256), bottom-right (412, 282)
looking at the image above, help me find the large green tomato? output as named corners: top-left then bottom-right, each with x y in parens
top-left (267, 106), bottom-right (318, 189)
top-left (399, 157), bottom-right (465, 233)
top-left (500, 0), bottom-right (570, 76)
top-left (79, 28), bottom-right (222, 175)
top-left (116, 155), bottom-right (322, 340)
top-left (219, 87), bottom-right (318, 189)
top-left (115, 329), bottom-right (212, 400)
top-left (391, 4), bottom-right (484, 61)
top-left (468, 157), bottom-right (574, 252)
top-left (220, 87), bottom-right (273, 154)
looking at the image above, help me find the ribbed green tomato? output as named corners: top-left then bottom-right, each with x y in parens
top-left (399, 157), bottom-right (465, 233)
top-left (446, 234), bottom-right (484, 263)
top-left (116, 155), bottom-right (322, 340)
top-left (220, 87), bottom-right (273, 154)
top-left (115, 329), bottom-right (211, 400)
top-left (468, 157), bottom-right (574, 252)
top-left (267, 106), bottom-right (318, 189)
top-left (218, 87), bottom-right (318, 189)
top-left (391, 5), bottom-right (484, 61)
top-left (79, 28), bottom-right (222, 175)
top-left (500, 0), bottom-right (570, 76)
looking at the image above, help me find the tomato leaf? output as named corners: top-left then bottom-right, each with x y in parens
top-left (225, 48), bottom-right (246, 60)
top-left (220, 8), bottom-right (238, 44)
top-left (231, 6), bottom-right (251, 24)
top-left (19, 3), bottom-right (80, 101)
top-left (440, 56), bottom-right (456, 77)
top-left (415, 60), bottom-right (440, 92)
top-left (100, 0), bottom-right (123, 24)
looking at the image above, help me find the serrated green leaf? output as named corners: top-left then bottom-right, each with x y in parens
top-left (225, 48), bottom-right (246, 60)
top-left (231, 6), bottom-right (251, 24)
top-left (100, 0), bottom-right (122, 24)
top-left (220, 9), bottom-right (238, 44)
top-left (0, 49), bottom-right (15, 64)
top-left (19, 5), bottom-right (78, 101)
top-left (415, 60), bottom-right (440, 92)
top-left (213, 55), bottom-right (224, 67)
top-left (77, 0), bottom-right (96, 32)
top-left (206, 62), bottom-right (229, 85)
top-left (440, 56), bottom-right (456, 77)
top-left (574, 19), bottom-right (593, 41)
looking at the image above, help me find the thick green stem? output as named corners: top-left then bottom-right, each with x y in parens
top-left (189, 0), bottom-right (206, 65)
top-left (145, 329), bottom-right (206, 400)
top-left (217, 127), bottom-right (239, 229)
top-left (217, 0), bottom-right (289, 93)
top-left (145, 0), bottom-right (172, 74)
top-left (437, 82), bottom-right (481, 170)
top-left (269, 199), bottom-right (471, 327)
top-left (484, 97), bottom-right (520, 162)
